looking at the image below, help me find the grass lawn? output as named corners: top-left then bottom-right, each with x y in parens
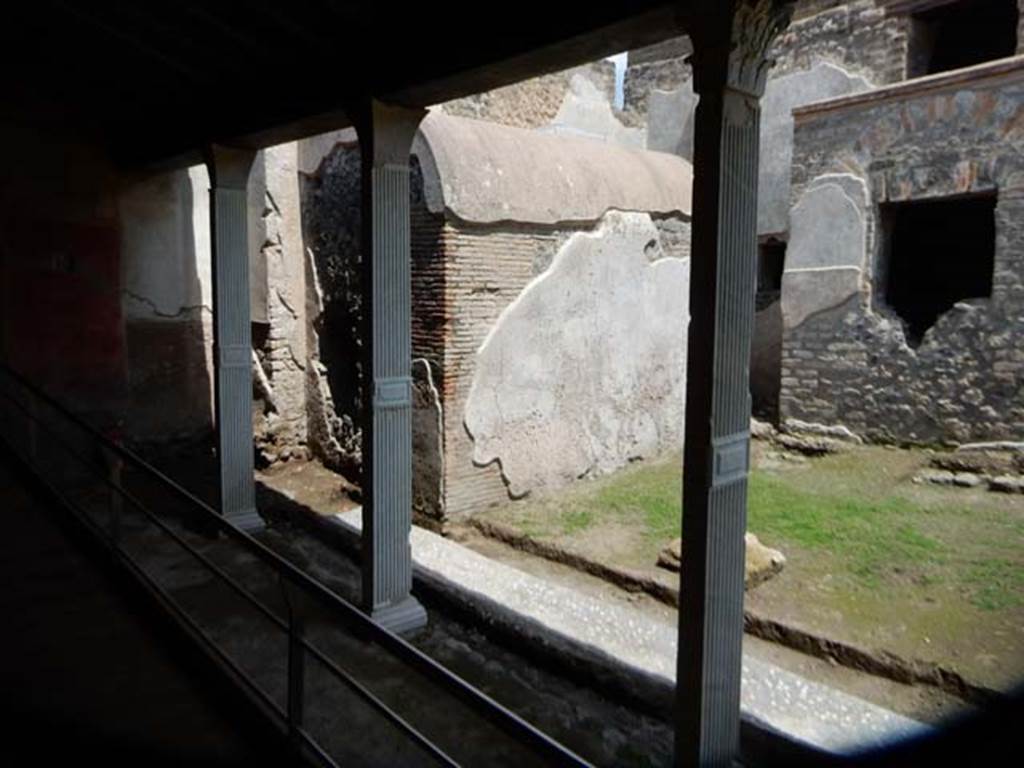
top-left (481, 442), bottom-right (1024, 691)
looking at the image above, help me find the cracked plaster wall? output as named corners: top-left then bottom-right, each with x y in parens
top-left (118, 147), bottom-right (316, 457)
top-left (464, 211), bottom-right (690, 499)
top-left (628, 0), bottom-right (935, 235)
top-left (303, 115), bottom-right (693, 520)
top-left (118, 166), bottom-right (214, 442)
top-left (780, 66), bottom-right (1024, 444)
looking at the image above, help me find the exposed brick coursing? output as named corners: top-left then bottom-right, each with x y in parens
top-left (432, 225), bottom-right (581, 517)
top-left (781, 64), bottom-right (1024, 444)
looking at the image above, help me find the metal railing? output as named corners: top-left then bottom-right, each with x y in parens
top-left (0, 364), bottom-right (591, 768)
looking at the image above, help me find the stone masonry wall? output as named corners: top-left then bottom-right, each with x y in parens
top-left (442, 62), bottom-right (615, 129)
top-left (770, 0), bottom-right (910, 84)
top-left (780, 62), bottom-right (1024, 444)
top-left (300, 142), bottom-right (363, 476)
top-left (627, 1), bottom-right (909, 135)
top-left (118, 147), bottom-right (314, 460)
top-left (1020, 0), bottom-right (1024, 56)
top-left (251, 144), bottom-right (310, 463)
top-left (301, 143), bottom-right (451, 516)
top-left (305, 137), bottom-right (693, 520)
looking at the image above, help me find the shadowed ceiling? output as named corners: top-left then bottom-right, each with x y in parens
top-left (2, 1), bottom-right (689, 165)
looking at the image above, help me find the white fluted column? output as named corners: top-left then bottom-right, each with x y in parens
top-left (675, 2), bottom-right (793, 766)
top-left (205, 145), bottom-right (262, 532)
top-left (355, 101), bottom-right (427, 634)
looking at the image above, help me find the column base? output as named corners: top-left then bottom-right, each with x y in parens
top-left (370, 596), bottom-right (427, 635)
top-left (226, 507), bottom-right (265, 533)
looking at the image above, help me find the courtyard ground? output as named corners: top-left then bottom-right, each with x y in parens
top-left (256, 448), bottom-right (1015, 724)
top-left (463, 440), bottom-right (1024, 696)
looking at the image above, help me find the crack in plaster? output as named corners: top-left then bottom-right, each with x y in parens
top-left (123, 290), bottom-right (212, 319)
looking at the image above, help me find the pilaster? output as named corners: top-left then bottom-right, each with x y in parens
top-left (205, 145), bottom-right (262, 532)
top-left (355, 101), bottom-right (428, 634)
top-left (675, 2), bottom-right (794, 765)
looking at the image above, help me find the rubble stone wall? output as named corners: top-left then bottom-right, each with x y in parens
top-left (119, 147), bottom-right (315, 460)
top-left (441, 62), bottom-right (615, 129)
top-left (251, 144), bottom-right (310, 462)
top-left (780, 61), bottom-right (1024, 444)
top-left (770, 0), bottom-right (910, 84)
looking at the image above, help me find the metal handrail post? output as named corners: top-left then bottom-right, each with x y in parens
top-left (106, 448), bottom-right (123, 546)
top-left (283, 578), bottom-right (307, 744)
top-left (25, 389), bottom-right (37, 462)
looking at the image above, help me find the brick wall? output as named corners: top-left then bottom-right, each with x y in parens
top-left (781, 62), bottom-right (1024, 444)
top-left (428, 224), bottom-right (576, 517)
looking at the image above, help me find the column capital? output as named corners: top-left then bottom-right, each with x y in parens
top-left (683, 0), bottom-right (795, 100)
top-left (351, 99), bottom-right (428, 167)
top-left (204, 144), bottom-right (257, 190)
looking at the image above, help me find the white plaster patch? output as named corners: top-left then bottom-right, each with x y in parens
top-left (119, 165), bottom-right (211, 319)
top-left (758, 63), bottom-right (873, 235)
top-left (540, 74), bottom-right (646, 148)
top-left (464, 211), bottom-right (689, 497)
top-left (783, 175), bottom-right (868, 329)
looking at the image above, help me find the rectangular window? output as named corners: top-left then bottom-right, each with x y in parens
top-left (756, 239), bottom-right (786, 310)
top-left (879, 194), bottom-right (996, 347)
top-left (907, 0), bottom-right (1019, 77)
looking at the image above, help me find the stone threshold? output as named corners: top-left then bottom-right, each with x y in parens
top-left (315, 508), bottom-right (929, 756)
top-left (467, 517), bottom-right (998, 707)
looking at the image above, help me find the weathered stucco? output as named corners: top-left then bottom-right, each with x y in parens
top-left (540, 74), bottom-right (646, 148)
top-left (781, 60), bottom-right (1024, 444)
top-left (415, 112), bottom-right (692, 226)
top-left (782, 174), bottom-right (868, 330)
top-left (643, 59), bottom-right (871, 236)
top-left (441, 62), bottom-right (616, 130)
top-left (305, 115), bottom-right (694, 517)
top-left (757, 63), bottom-right (873, 235)
top-left (119, 146), bottom-right (318, 457)
top-left (118, 166), bottom-right (214, 442)
top-left (464, 211), bottom-right (689, 497)
top-left (647, 80), bottom-right (698, 160)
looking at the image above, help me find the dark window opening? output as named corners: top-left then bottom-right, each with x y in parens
top-left (908, 0), bottom-right (1019, 77)
top-left (880, 194), bottom-right (995, 347)
top-left (752, 238), bottom-right (785, 423)
top-left (756, 239), bottom-right (786, 310)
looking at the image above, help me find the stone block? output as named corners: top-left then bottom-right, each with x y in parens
top-left (657, 533), bottom-right (785, 590)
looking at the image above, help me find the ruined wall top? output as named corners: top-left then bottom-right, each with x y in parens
top-left (413, 112), bottom-right (692, 226)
